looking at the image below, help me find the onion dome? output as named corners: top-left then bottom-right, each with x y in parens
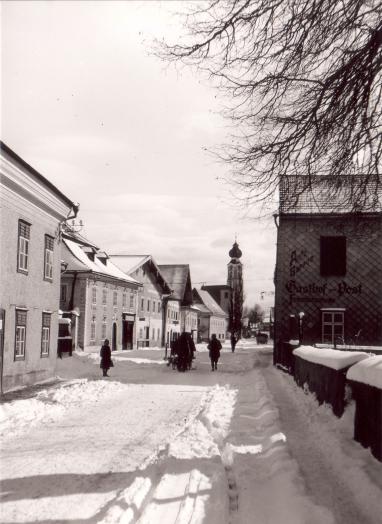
top-left (229, 241), bottom-right (242, 259)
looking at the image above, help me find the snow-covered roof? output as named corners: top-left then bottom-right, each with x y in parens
top-left (63, 239), bottom-right (140, 285)
top-left (346, 356), bottom-right (382, 390)
top-left (193, 289), bottom-right (227, 317)
top-left (293, 345), bottom-right (369, 371)
top-left (109, 255), bottom-right (151, 275)
top-left (158, 264), bottom-right (193, 304)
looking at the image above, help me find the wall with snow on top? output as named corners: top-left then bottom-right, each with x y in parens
top-left (293, 345), bottom-right (370, 371)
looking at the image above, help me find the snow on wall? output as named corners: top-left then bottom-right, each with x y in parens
top-left (346, 355), bottom-right (382, 390)
top-left (293, 345), bottom-right (369, 371)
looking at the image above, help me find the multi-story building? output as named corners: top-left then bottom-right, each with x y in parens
top-left (109, 255), bottom-right (171, 348)
top-left (0, 142), bottom-right (77, 392)
top-left (274, 175), bottom-right (382, 367)
top-left (193, 288), bottom-right (228, 342)
top-left (60, 232), bottom-right (141, 351)
top-left (201, 284), bottom-right (231, 314)
top-left (158, 264), bottom-right (197, 343)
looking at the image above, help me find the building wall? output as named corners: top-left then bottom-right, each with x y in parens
top-left (210, 316), bottom-right (227, 341)
top-left (1, 158), bottom-right (71, 392)
top-left (274, 214), bottom-right (382, 357)
top-left (131, 265), bottom-right (164, 348)
top-left (60, 274), bottom-right (139, 350)
top-left (165, 299), bottom-right (181, 345)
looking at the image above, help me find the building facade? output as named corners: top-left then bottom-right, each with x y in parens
top-left (193, 288), bottom-right (228, 342)
top-left (60, 234), bottom-right (141, 351)
top-left (158, 264), bottom-right (197, 343)
top-left (0, 142), bottom-right (77, 392)
top-left (109, 255), bottom-right (171, 348)
top-left (274, 176), bottom-right (382, 366)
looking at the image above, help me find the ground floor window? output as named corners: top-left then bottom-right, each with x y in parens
top-left (321, 309), bottom-right (345, 345)
top-left (41, 312), bottom-right (51, 356)
top-left (90, 321), bottom-right (96, 343)
top-left (101, 322), bottom-right (107, 340)
top-left (15, 309), bottom-right (27, 360)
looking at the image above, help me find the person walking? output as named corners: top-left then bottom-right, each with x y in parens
top-left (208, 334), bottom-right (222, 371)
top-left (100, 338), bottom-right (113, 377)
top-left (230, 333), bottom-right (237, 353)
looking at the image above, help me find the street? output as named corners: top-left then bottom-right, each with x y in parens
top-left (1, 341), bottom-right (381, 524)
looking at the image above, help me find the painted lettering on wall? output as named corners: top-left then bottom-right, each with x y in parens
top-left (286, 279), bottom-right (362, 301)
top-left (289, 249), bottom-right (314, 277)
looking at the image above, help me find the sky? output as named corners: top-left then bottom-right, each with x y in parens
top-left (1, 0), bottom-right (276, 312)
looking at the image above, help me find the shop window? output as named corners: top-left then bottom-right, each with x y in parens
top-left (321, 309), bottom-right (345, 345)
top-left (320, 237), bottom-right (346, 276)
top-left (15, 309), bottom-right (27, 360)
top-left (44, 235), bottom-right (54, 281)
top-left (17, 220), bottom-right (30, 274)
top-left (41, 312), bottom-right (51, 356)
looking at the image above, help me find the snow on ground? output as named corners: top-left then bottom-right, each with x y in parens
top-left (1, 340), bottom-right (381, 524)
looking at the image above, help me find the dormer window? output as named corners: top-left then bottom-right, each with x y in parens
top-left (81, 246), bottom-right (96, 262)
top-left (96, 251), bottom-right (109, 266)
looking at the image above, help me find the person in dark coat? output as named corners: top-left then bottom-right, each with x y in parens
top-left (176, 332), bottom-right (191, 372)
top-left (230, 333), bottom-right (237, 353)
top-left (100, 339), bottom-right (112, 377)
top-left (208, 334), bottom-right (222, 371)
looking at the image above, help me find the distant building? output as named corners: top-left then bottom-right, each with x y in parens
top-left (60, 232), bottom-right (141, 351)
top-left (0, 142), bottom-right (77, 392)
top-left (201, 284), bottom-right (231, 314)
top-left (274, 175), bottom-right (382, 367)
top-left (109, 255), bottom-right (171, 348)
top-left (193, 288), bottom-right (228, 342)
top-left (158, 264), bottom-right (198, 343)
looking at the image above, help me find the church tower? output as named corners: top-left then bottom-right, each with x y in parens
top-left (227, 240), bottom-right (244, 337)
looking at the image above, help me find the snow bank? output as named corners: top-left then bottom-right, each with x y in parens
top-left (169, 385), bottom-right (237, 459)
top-left (293, 345), bottom-right (369, 370)
top-left (0, 379), bottom-right (130, 438)
top-left (346, 355), bottom-right (382, 389)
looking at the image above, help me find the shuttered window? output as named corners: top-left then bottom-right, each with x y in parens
top-left (41, 313), bottom-right (51, 356)
top-left (18, 220), bottom-right (30, 273)
top-left (15, 309), bottom-right (27, 359)
top-left (44, 235), bottom-right (54, 280)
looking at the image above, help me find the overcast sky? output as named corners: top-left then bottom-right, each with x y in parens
top-left (2, 0), bottom-right (276, 312)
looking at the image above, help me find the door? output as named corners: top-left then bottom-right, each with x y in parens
top-left (112, 322), bottom-right (117, 351)
top-left (0, 309), bottom-right (5, 394)
top-left (122, 321), bottom-right (134, 350)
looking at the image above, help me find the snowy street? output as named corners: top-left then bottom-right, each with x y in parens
top-left (1, 341), bottom-right (381, 524)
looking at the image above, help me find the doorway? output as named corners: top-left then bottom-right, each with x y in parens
top-left (122, 320), bottom-right (134, 350)
top-left (112, 322), bottom-right (117, 351)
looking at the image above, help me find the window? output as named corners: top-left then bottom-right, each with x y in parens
top-left (158, 301), bottom-right (161, 313)
top-left (15, 309), bottom-right (27, 360)
top-left (92, 286), bottom-right (97, 304)
top-left (90, 321), bottom-right (96, 342)
top-left (147, 299), bottom-right (150, 312)
top-left (101, 321), bottom-right (107, 340)
top-left (113, 291), bottom-right (118, 306)
top-left (41, 313), bottom-right (51, 356)
top-left (130, 294), bottom-right (134, 310)
top-left (152, 328), bottom-right (155, 340)
top-left (44, 235), bottom-right (54, 280)
top-left (122, 293), bottom-right (127, 307)
top-left (141, 298), bottom-right (144, 311)
top-left (321, 309), bottom-right (345, 345)
top-left (102, 288), bottom-right (107, 305)
top-left (17, 220), bottom-right (30, 273)
top-left (320, 237), bottom-right (346, 276)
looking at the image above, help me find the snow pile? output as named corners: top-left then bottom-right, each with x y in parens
top-left (346, 355), bottom-right (382, 389)
top-left (76, 351), bottom-right (165, 365)
top-left (0, 379), bottom-right (130, 438)
top-left (293, 345), bottom-right (370, 370)
top-left (169, 385), bottom-right (237, 459)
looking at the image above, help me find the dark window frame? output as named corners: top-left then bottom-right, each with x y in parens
top-left (15, 308), bottom-right (27, 360)
top-left (41, 312), bottom-right (51, 357)
top-left (44, 234), bottom-right (54, 281)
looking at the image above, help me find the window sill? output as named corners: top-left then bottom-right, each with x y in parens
top-left (40, 353), bottom-right (49, 358)
top-left (17, 268), bottom-right (28, 276)
top-left (14, 355), bottom-right (25, 361)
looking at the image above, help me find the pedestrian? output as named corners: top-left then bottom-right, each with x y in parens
top-left (230, 333), bottom-right (237, 353)
top-left (100, 338), bottom-right (113, 377)
top-left (208, 333), bottom-right (222, 371)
